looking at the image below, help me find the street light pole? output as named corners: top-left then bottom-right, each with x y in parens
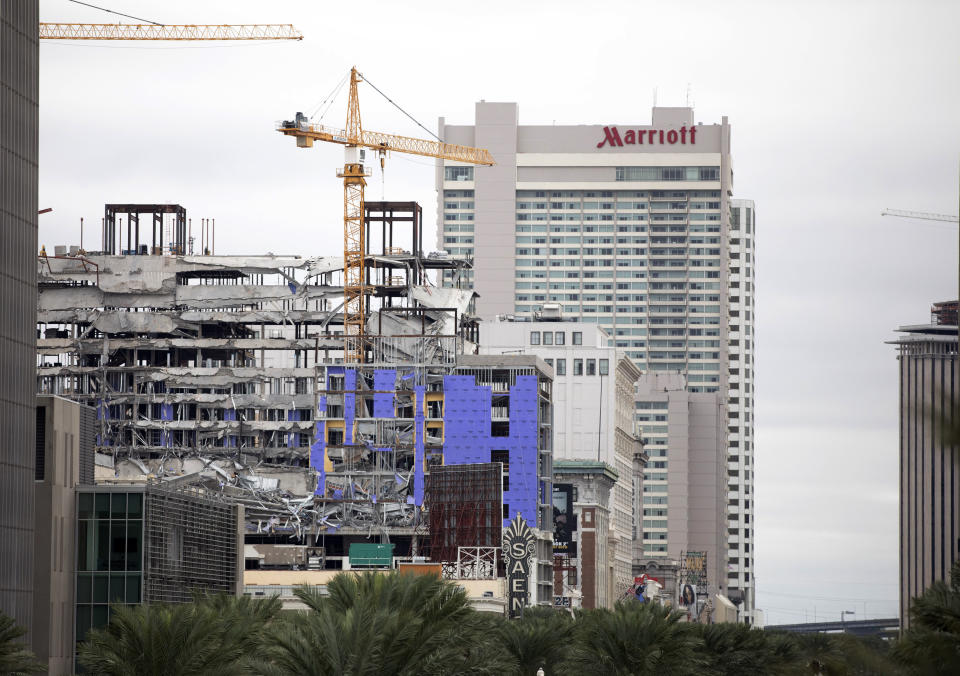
top-left (841, 610), bottom-right (855, 633)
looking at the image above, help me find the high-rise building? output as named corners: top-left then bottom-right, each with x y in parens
top-left (437, 103), bottom-right (759, 620)
top-left (726, 199), bottom-right (757, 616)
top-left (890, 301), bottom-right (958, 628)
top-left (0, 0), bottom-right (40, 635)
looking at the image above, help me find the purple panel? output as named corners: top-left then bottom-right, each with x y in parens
top-left (373, 369), bottom-right (396, 418)
top-left (310, 395), bottom-right (327, 496)
top-left (344, 369), bottom-right (356, 445)
top-left (414, 385), bottom-right (425, 506)
top-left (160, 403), bottom-right (174, 421)
top-left (505, 375), bottom-right (539, 528)
top-left (442, 375), bottom-right (492, 466)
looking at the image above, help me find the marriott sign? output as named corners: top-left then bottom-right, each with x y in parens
top-left (597, 125), bottom-right (698, 148)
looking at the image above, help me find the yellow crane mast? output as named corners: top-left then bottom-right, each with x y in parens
top-left (39, 23), bottom-right (303, 40)
top-left (278, 67), bottom-right (494, 364)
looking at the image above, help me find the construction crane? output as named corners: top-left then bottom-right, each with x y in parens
top-left (278, 67), bottom-right (494, 364)
top-left (881, 208), bottom-right (959, 223)
top-left (39, 23), bottom-right (303, 40)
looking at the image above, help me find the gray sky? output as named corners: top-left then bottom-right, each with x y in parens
top-left (38, 0), bottom-right (960, 624)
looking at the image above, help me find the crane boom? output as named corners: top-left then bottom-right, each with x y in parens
top-left (278, 67), bottom-right (493, 363)
top-left (881, 208), bottom-right (959, 223)
top-left (278, 121), bottom-right (494, 166)
top-left (39, 23), bottom-right (304, 40)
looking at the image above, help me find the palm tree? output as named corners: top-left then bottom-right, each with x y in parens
top-left (496, 605), bottom-right (574, 675)
top-left (0, 612), bottom-right (45, 675)
top-left (564, 601), bottom-right (706, 676)
top-left (78, 595), bottom-right (281, 676)
top-left (254, 571), bottom-right (508, 676)
top-left (696, 623), bottom-right (804, 675)
top-left (893, 561), bottom-right (960, 674)
top-left (788, 632), bottom-right (853, 675)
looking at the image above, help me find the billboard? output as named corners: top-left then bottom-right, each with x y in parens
top-left (552, 483), bottom-right (576, 556)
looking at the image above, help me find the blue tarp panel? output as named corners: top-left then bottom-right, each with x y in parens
top-left (373, 369), bottom-right (396, 418)
top-left (442, 375), bottom-right (492, 465)
top-left (310, 396), bottom-right (327, 496)
top-left (441, 374), bottom-right (541, 528)
top-left (506, 375), bottom-right (539, 527)
top-left (414, 385), bottom-right (425, 506)
top-left (159, 403), bottom-right (174, 448)
top-left (287, 409), bottom-right (300, 448)
top-left (223, 409), bottom-right (237, 447)
top-left (344, 370), bottom-right (356, 445)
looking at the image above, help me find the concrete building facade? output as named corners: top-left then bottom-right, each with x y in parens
top-left (437, 105), bottom-right (757, 619)
top-left (0, 0), bottom-right (40, 635)
top-left (635, 373), bottom-right (728, 608)
top-left (479, 319), bottom-right (641, 601)
top-left (890, 302), bottom-right (958, 628)
top-left (32, 396), bottom-right (95, 675)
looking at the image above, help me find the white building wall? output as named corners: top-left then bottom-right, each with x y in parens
top-left (479, 320), bottom-right (637, 594)
top-left (727, 199), bottom-right (757, 621)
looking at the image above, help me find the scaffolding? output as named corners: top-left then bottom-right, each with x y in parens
top-left (143, 482), bottom-right (241, 603)
top-left (426, 463), bottom-right (503, 565)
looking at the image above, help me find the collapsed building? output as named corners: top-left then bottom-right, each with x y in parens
top-left (36, 202), bottom-right (554, 597)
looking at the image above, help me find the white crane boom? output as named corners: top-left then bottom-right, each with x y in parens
top-left (881, 208), bottom-right (959, 223)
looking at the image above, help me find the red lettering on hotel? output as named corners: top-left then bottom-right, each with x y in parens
top-left (597, 125), bottom-right (697, 148)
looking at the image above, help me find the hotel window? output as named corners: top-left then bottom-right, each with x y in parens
top-left (555, 331), bottom-right (565, 345)
top-left (573, 332), bottom-right (582, 345)
top-left (599, 359), bottom-right (609, 375)
top-left (586, 359), bottom-right (596, 376)
top-left (556, 359), bottom-right (566, 375)
top-left (543, 332), bottom-right (553, 346)
top-left (444, 166), bottom-right (474, 181)
top-left (530, 331), bottom-right (540, 345)
top-left (573, 359), bottom-right (583, 376)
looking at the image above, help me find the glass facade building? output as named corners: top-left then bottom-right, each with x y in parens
top-left (75, 491), bottom-right (144, 644)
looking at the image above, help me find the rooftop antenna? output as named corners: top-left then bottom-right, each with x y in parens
top-left (653, 87), bottom-right (658, 107)
top-left (686, 82), bottom-right (692, 108)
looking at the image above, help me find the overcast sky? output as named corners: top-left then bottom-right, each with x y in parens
top-left (37, 0), bottom-right (960, 625)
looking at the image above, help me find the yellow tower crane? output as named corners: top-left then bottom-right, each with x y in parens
top-left (39, 23), bottom-right (303, 40)
top-left (277, 67), bottom-right (494, 364)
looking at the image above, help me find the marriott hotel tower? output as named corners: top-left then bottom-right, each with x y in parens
top-left (436, 104), bottom-right (758, 622)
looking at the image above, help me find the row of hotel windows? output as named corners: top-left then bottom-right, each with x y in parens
top-left (542, 357), bottom-right (609, 376)
top-left (514, 292), bottom-right (721, 302)
top-left (516, 260), bottom-right (721, 268)
top-left (515, 214), bottom-right (722, 222)
top-left (515, 248), bottom-right (722, 256)
top-left (515, 201), bottom-right (720, 210)
top-left (442, 188), bottom-right (722, 202)
top-left (530, 330), bottom-right (581, 345)
top-left (515, 225), bottom-right (722, 233)
top-left (517, 190), bottom-right (720, 199)
top-left (516, 236), bottom-right (720, 244)
top-left (616, 166), bottom-right (720, 182)
top-left (515, 282), bottom-right (720, 291)
top-left (514, 270), bottom-right (723, 279)
top-left (443, 165), bottom-right (722, 186)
